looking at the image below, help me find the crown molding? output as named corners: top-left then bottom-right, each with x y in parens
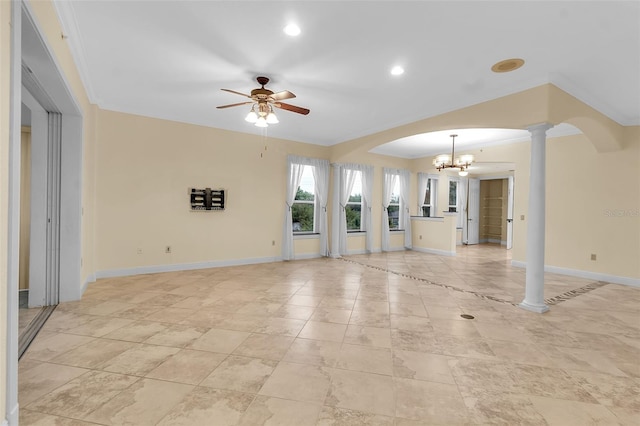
top-left (53, 1), bottom-right (101, 105)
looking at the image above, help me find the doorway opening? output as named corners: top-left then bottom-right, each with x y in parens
top-left (464, 174), bottom-right (514, 250)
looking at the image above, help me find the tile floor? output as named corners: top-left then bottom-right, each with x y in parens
top-left (19, 245), bottom-right (640, 425)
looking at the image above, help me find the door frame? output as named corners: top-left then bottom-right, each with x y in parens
top-left (466, 178), bottom-right (480, 245)
top-left (6, 2), bottom-right (85, 423)
top-left (476, 174), bottom-right (515, 248)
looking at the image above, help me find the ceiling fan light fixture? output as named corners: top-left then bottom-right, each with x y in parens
top-left (245, 106), bottom-right (258, 123)
top-left (255, 116), bottom-right (268, 128)
top-left (266, 109), bottom-right (279, 124)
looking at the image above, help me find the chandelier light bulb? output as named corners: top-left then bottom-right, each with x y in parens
top-left (458, 170), bottom-right (469, 177)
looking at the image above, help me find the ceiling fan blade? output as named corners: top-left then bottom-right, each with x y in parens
top-left (275, 102), bottom-right (310, 115)
top-left (216, 101), bottom-right (254, 109)
top-left (221, 88), bottom-right (252, 98)
top-left (271, 90), bottom-right (296, 101)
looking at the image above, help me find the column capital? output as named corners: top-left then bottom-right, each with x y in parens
top-left (527, 122), bottom-right (554, 135)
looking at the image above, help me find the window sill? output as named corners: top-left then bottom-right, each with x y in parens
top-left (390, 229), bottom-right (405, 232)
top-left (347, 231), bottom-right (366, 235)
top-left (411, 216), bottom-right (444, 222)
top-left (293, 233), bottom-right (320, 240)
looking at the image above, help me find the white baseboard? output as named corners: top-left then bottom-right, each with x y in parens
top-left (510, 260), bottom-right (640, 287)
top-left (81, 273), bottom-right (96, 295)
top-left (346, 249), bottom-right (371, 255)
top-left (343, 248), bottom-right (384, 255)
top-left (95, 256), bottom-right (283, 280)
top-left (411, 246), bottom-right (456, 257)
top-left (294, 253), bottom-right (323, 260)
top-left (383, 247), bottom-right (407, 252)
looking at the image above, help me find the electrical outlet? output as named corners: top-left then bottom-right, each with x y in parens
top-left (520, 215), bottom-right (525, 220)
top-left (419, 235), bottom-right (423, 240)
top-left (590, 253), bottom-right (597, 261)
top-left (165, 246), bottom-right (172, 254)
top-left (272, 240), bottom-right (276, 246)
top-left (137, 248), bottom-right (143, 254)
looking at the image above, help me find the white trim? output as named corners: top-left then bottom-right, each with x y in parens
top-left (95, 257), bottom-right (283, 279)
top-left (411, 216), bottom-right (444, 222)
top-left (6, 403), bottom-right (17, 426)
top-left (81, 273), bottom-right (96, 295)
top-left (52, 1), bottom-right (100, 104)
top-left (346, 231), bottom-right (367, 236)
top-left (293, 253), bottom-right (323, 260)
top-left (510, 261), bottom-right (640, 288)
top-left (385, 247), bottom-right (406, 252)
top-left (477, 174), bottom-right (514, 181)
top-left (411, 247), bottom-right (456, 257)
top-left (7, 0), bottom-right (22, 420)
top-left (293, 233), bottom-right (320, 240)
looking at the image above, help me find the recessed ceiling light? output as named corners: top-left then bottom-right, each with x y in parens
top-left (491, 58), bottom-right (525, 73)
top-left (391, 66), bottom-right (404, 76)
top-left (283, 23), bottom-right (301, 36)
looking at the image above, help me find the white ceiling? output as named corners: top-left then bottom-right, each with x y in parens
top-left (55, 1), bottom-right (639, 149)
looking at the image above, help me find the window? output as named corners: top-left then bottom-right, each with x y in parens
top-left (448, 180), bottom-right (458, 212)
top-left (388, 178), bottom-right (401, 229)
top-left (345, 171), bottom-right (363, 231)
top-left (292, 165), bottom-right (316, 233)
top-left (418, 173), bottom-right (437, 218)
top-left (422, 179), bottom-right (432, 217)
top-left (421, 178), bottom-right (438, 217)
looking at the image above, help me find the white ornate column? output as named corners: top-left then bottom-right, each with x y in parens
top-left (520, 123), bottom-right (553, 313)
top-left (330, 164), bottom-right (341, 258)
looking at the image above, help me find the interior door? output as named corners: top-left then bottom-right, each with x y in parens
top-left (467, 178), bottom-right (480, 245)
top-left (506, 176), bottom-right (514, 250)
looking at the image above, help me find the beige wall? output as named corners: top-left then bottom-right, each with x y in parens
top-left (412, 216), bottom-right (457, 254)
top-left (95, 109), bottom-right (330, 271)
top-left (0, 0), bottom-right (12, 417)
top-left (546, 133), bottom-right (640, 278)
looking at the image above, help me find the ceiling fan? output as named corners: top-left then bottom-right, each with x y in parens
top-left (217, 76), bottom-right (310, 127)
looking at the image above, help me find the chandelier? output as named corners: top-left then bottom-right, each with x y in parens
top-left (433, 134), bottom-right (474, 177)
top-left (244, 102), bottom-right (278, 128)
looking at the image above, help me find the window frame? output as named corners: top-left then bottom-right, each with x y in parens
top-left (388, 177), bottom-right (402, 230)
top-left (292, 165), bottom-right (318, 234)
top-left (448, 179), bottom-right (458, 213)
top-left (345, 170), bottom-right (364, 232)
top-left (421, 177), bottom-right (438, 217)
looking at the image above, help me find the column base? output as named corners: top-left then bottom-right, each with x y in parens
top-left (519, 300), bottom-right (550, 313)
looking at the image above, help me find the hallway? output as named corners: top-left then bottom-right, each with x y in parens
top-left (18, 248), bottom-right (639, 425)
